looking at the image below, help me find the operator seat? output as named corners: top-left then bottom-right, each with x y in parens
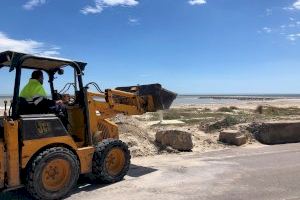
top-left (18, 97), bottom-right (54, 115)
top-left (18, 97), bottom-right (38, 115)
top-left (18, 97), bottom-right (69, 129)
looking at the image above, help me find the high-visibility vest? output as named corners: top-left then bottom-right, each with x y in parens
top-left (20, 79), bottom-right (47, 105)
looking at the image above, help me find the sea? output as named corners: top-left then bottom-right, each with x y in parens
top-left (1, 94), bottom-right (300, 109)
top-left (0, 96), bottom-right (12, 110)
top-left (172, 94), bottom-right (300, 105)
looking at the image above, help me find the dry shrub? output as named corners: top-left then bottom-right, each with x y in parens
top-left (217, 107), bottom-right (234, 112)
top-left (206, 115), bottom-right (240, 132)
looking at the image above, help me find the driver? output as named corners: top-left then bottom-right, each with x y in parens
top-left (20, 70), bottom-right (62, 107)
top-left (21, 70), bottom-right (46, 105)
top-left (20, 70), bottom-right (68, 126)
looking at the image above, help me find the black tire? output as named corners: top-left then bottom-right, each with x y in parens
top-left (91, 139), bottom-right (131, 183)
top-left (26, 147), bottom-right (80, 200)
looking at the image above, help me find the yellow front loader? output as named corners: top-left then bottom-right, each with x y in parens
top-left (0, 51), bottom-right (177, 199)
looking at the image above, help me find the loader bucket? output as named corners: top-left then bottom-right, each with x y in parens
top-left (115, 84), bottom-right (177, 110)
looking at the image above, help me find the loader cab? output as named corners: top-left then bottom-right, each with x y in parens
top-left (0, 51), bottom-right (91, 146)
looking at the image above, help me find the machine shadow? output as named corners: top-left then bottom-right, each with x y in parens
top-left (0, 164), bottom-right (157, 200)
top-left (127, 164), bottom-right (158, 177)
top-left (70, 164), bottom-right (158, 194)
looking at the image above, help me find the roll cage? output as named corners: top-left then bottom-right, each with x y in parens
top-left (0, 51), bottom-right (92, 145)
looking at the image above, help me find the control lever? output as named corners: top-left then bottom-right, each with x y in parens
top-left (4, 100), bottom-right (7, 118)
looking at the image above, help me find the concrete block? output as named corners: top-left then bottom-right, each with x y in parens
top-left (254, 121), bottom-right (300, 145)
top-left (219, 130), bottom-right (247, 146)
top-left (156, 130), bottom-right (193, 151)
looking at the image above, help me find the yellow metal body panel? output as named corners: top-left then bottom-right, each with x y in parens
top-left (67, 106), bottom-right (85, 143)
top-left (4, 120), bottom-right (20, 187)
top-left (99, 119), bottom-right (118, 139)
top-left (21, 136), bottom-right (77, 169)
top-left (86, 90), bottom-right (154, 144)
top-left (76, 147), bottom-right (95, 174)
top-left (0, 140), bottom-right (5, 189)
top-left (87, 93), bottom-right (122, 144)
top-left (93, 119), bottom-right (119, 142)
top-left (21, 136), bottom-right (95, 174)
top-left (87, 90), bottom-right (151, 118)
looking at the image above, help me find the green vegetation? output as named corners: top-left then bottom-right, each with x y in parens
top-left (206, 115), bottom-right (241, 132)
top-left (217, 107), bottom-right (233, 112)
top-left (255, 106), bottom-right (300, 116)
top-left (202, 107), bottom-right (212, 112)
top-left (229, 106), bottom-right (239, 110)
top-left (160, 108), bottom-right (225, 121)
top-left (144, 105), bottom-right (300, 131)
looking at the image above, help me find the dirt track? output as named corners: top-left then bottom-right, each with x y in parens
top-left (66, 143), bottom-right (300, 200)
top-left (3, 143), bottom-right (300, 200)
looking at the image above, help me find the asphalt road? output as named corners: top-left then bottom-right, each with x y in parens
top-left (2, 143), bottom-right (300, 200)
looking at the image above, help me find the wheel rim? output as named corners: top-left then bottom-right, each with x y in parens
top-left (42, 159), bottom-right (71, 192)
top-left (105, 148), bottom-right (126, 176)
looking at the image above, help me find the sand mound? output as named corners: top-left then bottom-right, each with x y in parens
top-left (114, 115), bottom-right (181, 157)
top-left (113, 114), bottom-right (232, 157)
top-left (114, 115), bottom-right (158, 157)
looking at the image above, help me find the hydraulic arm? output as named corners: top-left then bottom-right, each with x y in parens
top-left (86, 84), bottom-right (177, 143)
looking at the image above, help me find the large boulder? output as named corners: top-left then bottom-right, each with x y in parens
top-left (250, 121), bottom-right (300, 145)
top-left (219, 130), bottom-right (247, 146)
top-left (155, 130), bottom-right (193, 151)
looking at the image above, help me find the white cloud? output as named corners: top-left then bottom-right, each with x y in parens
top-left (266, 1), bottom-right (300, 42)
top-left (282, 0), bottom-right (300, 10)
top-left (128, 17), bottom-right (140, 25)
top-left (188, 0), bottom-right (206, 5)
top-left (287, 33), bottom-right (300, 41)
top-left (101, 0), bottom-right (138, 6)
top-left (81, 4), bottom-right (103, 14)
top-left (283, 7), bottom-right (294, 11)
top-left (261, 21), bottom-right (300, 42)
top-left (81, 0), bottom-right (139, 14)
top-left (23, 0), bottom-right (46, 10)
top-left (263, 27), bottom-right (272, 33)
top-left (288, 23), bottom-right (296, 28)
top-left (266, 8), bottom-right (272, 16)
top-left (280, 25), bottom-right (286, 29)
top-left (0, 32), bottom-right (60, 56)
top-left (293, 0), bottom-right (300, 10)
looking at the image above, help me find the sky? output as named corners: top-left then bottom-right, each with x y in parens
top-left (0, 0), bottom-right (300, 94)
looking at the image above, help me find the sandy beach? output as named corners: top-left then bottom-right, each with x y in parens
top-left (173, 98), bottom-right (300, 109)
top-left (2, 98), bottom-right (300, 157)
top-left (115, 98), bottom-right (300, 157)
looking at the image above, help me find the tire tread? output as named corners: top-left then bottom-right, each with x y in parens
top-left (91, 139), bottom-right (131, 183)
top-left (26, 147), bottom-right (79, 200)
